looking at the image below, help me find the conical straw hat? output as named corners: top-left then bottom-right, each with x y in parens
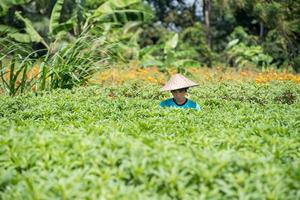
top-left (161, 74), bottom-right (199, 91)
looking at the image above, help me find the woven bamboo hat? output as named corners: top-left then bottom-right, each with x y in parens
top-left (161, 73), bottom-right (199, 91)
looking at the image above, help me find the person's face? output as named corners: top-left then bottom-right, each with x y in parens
top-left (171, 88), bottom-right (187, 100)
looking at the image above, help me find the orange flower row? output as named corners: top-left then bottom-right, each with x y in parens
top-left (255, 71), bottom-right (300, 84)
top-left (2, 63), bottom-right (299, 87)
top-left (91, 66), bottom-right (300, 85)
top-left (91, 66), bottom-right (166, 85)
top-left (187, 67), bottom-right (300, 84)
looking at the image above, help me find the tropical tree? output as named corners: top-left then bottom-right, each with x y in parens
top-left (0, 0), bottom-right (151, 49)
top-left (0, 0), bottom-right (154, 95)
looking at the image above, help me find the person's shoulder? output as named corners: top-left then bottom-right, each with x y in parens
top-left (160, 98), bottom-right (173, 107)
top-left (187, 99), bottom-right (197, 106)
top-left (187, 99), bottom-right (201, 110)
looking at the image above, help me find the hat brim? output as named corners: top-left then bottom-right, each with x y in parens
top-left (161, 84), bottom-right (198, 92)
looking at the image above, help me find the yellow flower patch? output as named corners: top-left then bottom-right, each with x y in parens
top-left (91, 66), bottom-right (300, 85)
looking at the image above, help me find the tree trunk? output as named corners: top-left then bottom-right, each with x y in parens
top-left (259, 21), bottom-right (264, 42)
top-left (203, 0), bottom-right (212, 48)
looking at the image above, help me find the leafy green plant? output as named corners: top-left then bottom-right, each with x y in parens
top-left (0, 57), bottom-right (31, 96)
top-left (0, 0), bottom-right (152, 95)
top-left (0, 39), bottom-right (37, 96)
top-left (224, 26), bottom-right (273, 68)
top-left (138, 31), bottom-right (203, 72)
top-left (178, 22), bottom-right (214, 67)
top-left (12, 12), bottom-right (49, 49)
top-left (136, 23), bottom-right (214, 70)
top-left (0, 0), bottom-right (150, 48)
top-left (226, 40), bottom-right (273, 68)
top-left (292, 54), bottom-right (300, 73)
top-left (263, 30), bottom-right (288, 67)
top-left (46, 35), bottom-right (107, 90)
top-left (0, 33), bottom-right (112, 95)
top-left (0, 81), bottom-right (299, 199)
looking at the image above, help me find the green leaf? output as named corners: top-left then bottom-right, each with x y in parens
top-left (15, 12), bottom-right (49, 48)
top-left (164, 33), bottom-right (178, 54)
top-left (92, 0), bottom-right (141, 18)
top-left (140, 59), bottom-right (163, 67)
top-left (49, 0), bottom-right (65, 36)
top-left (0, 24), bottom-right (18, 34)
top-left (123, 21), bottom-right (141, 34)
top-left (8, 33), bottom-right (31, 43)
top-left (227, 39), bottom-right (239, 49)
top-left (0, 0), bottom-right (30, 16)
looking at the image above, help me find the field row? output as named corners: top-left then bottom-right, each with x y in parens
top-left (1, 81), bottom-right (299, 199)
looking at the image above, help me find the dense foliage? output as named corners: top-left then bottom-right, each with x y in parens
top-left (0, 81), bottom-right (300, 199)
top-left (146, 0), bottom-right (300, 70)
top-left (0, 0), bottom-right (300, 200)
top-left (1, 1), bottom-right (300, 199)
top-left (1, 0), bottom-right (300, 73)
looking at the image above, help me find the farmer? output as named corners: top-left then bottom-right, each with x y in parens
top-left (160, 73), bottom-right (200, 110)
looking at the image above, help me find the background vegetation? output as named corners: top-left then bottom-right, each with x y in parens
top-left (1, 0), bottom-right (300, 95)
top-left (1, 1), bottom-right (300, 199)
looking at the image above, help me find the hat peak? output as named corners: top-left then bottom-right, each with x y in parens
top-left (161, 73), bottom-right (199, 91)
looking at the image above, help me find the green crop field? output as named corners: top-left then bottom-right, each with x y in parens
top-left (1, 81), bottom-right (300, 199)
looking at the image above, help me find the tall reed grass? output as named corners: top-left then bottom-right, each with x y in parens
top-left (0, 39), bottom-right (37, 96)
top-left (0, 35), bottom-right (111, 96)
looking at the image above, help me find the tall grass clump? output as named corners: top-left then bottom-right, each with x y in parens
top-left (43, 34), bottom-right (111, 90)
top-left (0, 38), bottom-right (38, 96)
top-left (0, 34), bottom-right (112, 96)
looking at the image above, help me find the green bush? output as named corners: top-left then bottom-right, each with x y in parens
top-left (292, 54), bottom-right (300, 73)
top-left (0, 34), bottom-right (112, 95)
top-left (225, 27), bottom-right (273, 68)
top-left (0, 81), bottom-right (300, 199)
top-left (263, 30), bottom-right (288, 67)
top-left (178, 22), bottom-right (215, 67)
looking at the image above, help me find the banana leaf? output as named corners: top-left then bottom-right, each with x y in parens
top-left (15, 12), bottom-right (49, 48)
top-left (49, 0), bottom-right (64, 36)
top-left (164, 33), bottom-right (178, 54)
top-left (8, 33), bottom-right (31, 43)
top-left (92, 0), bottom-right (140, 17)
top-left (0, 25), bottom-right (18, 35)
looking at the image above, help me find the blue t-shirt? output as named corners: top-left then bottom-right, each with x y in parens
top-left (160, 98), bottom-right (200, 110)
